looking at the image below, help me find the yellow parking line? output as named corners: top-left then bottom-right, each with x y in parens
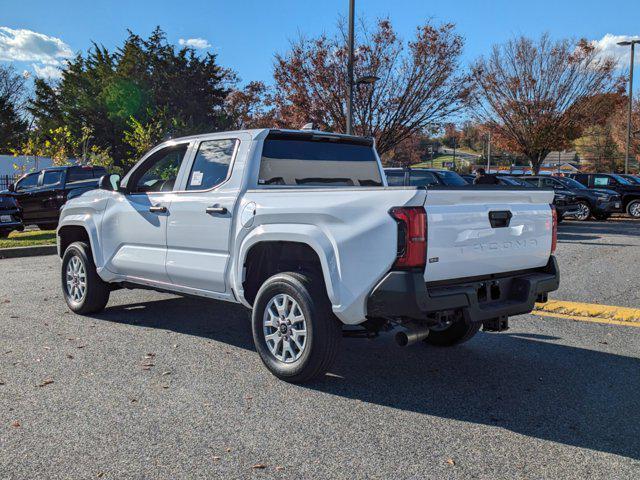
top-left (534, 300), bottom-right (640, 326)
top-left (533, 310), bottom-right (640, 328)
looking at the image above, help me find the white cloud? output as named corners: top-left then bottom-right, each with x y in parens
top-left (0, 26), bottom-right (73, 63)
top-left (178, 37), bottom-right (211, 50)
top-left (32, 63), bottom-right (62, 80)
top-left (591, 34), bottom-right (640, 68)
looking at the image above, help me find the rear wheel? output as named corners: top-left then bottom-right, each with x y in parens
top-left (251, 272), bottom-right (341, 383)
top-left (424, 318), bottom-right (481, 347)
top-left (61, 241), bottom-right (110, 314)
top-left (627, 200), bottom-right (640, 218)
top-left (574, 201), bottom-right (591, 221)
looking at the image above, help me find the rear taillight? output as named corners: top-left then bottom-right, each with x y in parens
top-left (550, 204), bottom-right (558, 254)
top-left (390, 206), bottom-right (427, 270)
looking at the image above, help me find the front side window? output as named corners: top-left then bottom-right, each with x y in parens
top-left (15, 173), bottom-right (39, 191)
top-left (186, 139), bottom-right (237, 191)
top-left (131, 145), bottom-right (188, 193)
top-left (259, 135), bottom-right (383, 187)
top-left (42, 171), bottom-right (62, 187)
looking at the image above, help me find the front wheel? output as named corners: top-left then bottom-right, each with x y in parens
top-left (574, 201), bottom-right (591, 221)
top-left (424, 318), bottom-right (481, 347)
top-left (627, 200), bottom-right (640, 218)
top-left (251, 272), bottom-right (341, 383)
top-left (61, 241), bottom-right (110, 314)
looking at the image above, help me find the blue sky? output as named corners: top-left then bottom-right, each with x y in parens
top-left (1, 0), bottom-right (639, 92)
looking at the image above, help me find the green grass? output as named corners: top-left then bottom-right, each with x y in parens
top-left (413, 155), bottom-right (471, 169)
top-left (0, 229), bottom-right (56, 248)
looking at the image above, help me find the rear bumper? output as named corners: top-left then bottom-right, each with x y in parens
top-left (367, 257), bottom-right (560, 323)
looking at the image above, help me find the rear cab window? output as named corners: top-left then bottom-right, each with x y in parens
top-left (258, 132), bottom-right (383, 187)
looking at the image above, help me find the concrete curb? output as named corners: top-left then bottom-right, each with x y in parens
top-left (535, 300), bottom-right (640, 323)
top-left (0, 245), bottom-right (57, 259)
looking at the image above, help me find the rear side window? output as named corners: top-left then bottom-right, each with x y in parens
top-left (67, 167), bottom-right (94, 184)
top-left (42, 170), bottom-right (62, 186)
top-left (259, 137), bottom-right (383, 187)
top-left (385, 171), bottom-right (406, 186)
top-left (594, 176), bottom-right (610, 186)
top-left (408, 171), bottom-right (438, 187)
top-left (186, 139), bottom-right (238, 190)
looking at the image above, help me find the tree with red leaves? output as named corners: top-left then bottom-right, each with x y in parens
top-left (469, 34), bottom-right (621, 173)
top-left (269, 19), bottom-right (470, 155)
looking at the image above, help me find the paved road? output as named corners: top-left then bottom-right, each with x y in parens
top-left (1, 221), bottom-right (639, 479)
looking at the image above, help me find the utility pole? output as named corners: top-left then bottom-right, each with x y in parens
top-left (617, 40), bottom-right (639, 174)
top-left (346, 0), bottom-right (355, 135)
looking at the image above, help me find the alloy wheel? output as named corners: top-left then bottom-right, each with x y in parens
top-left (263, 293), bottom-right (307, 363)
top-left (65, 255), bottom-right (87, 303)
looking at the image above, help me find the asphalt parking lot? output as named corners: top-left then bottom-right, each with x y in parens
top-left (1, 219), bottom-right (639, 479)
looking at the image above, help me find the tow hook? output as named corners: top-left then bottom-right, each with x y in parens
top-left (482, 316), bottom-right (509, 332)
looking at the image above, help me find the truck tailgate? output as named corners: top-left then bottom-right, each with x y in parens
top-left (424, 188), bottom-right (554, 282)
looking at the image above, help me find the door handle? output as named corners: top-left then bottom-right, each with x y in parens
top-left (149, 205), bottom-right (167, 213)
top-left (206, 206), bottom-right (227, 215)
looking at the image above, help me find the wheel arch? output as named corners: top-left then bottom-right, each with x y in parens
top-left (233, 225), bottom-right (340, 310)
top-left (57, 220), bottom-right (103, 268)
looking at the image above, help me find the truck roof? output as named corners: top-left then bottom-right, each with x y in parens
top-left (163, 128), bottom-right (373, 144)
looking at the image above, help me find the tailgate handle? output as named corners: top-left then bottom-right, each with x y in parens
top-left (489, 210), bottom-right (512, 228)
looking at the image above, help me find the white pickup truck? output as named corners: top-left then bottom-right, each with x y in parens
top-left (57, 129), bottom-right (559, 382)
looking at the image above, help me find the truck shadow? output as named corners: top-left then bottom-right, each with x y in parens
top-left (93, 296), bottom-right (640, 460)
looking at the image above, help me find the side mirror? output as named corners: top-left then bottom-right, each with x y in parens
top-left (7, 183), bottom-right (15, 192)
top-left (98, 174), bottom-right (122, 192)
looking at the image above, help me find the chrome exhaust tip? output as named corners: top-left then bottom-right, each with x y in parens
top-left (395, 327), bottom-right (429, 347)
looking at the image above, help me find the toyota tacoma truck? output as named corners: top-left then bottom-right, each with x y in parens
top-left (57, 129), bottom-right (559, 383)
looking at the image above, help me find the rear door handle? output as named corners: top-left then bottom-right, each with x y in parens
top-left (149, 205), bottom-right (167, 213)
top-left (206, 206), bottom-right (227, 215)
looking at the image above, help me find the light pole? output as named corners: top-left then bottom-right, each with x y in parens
top-left (486, 132), bottom-right (491, 172)
top-left (617, 39), bottom-right (640, 174)
top-left (345, 1), bottom-right (378, 135)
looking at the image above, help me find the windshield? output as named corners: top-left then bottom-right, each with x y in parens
top-left (435, 170), bottom-right (468, 186)
top-left (557, 177), bottom-right (586, 189)
top-left (623, 175), bottom-right (640, 184)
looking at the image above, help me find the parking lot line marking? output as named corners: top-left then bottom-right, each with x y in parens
top-left (533, 310), bottom-right (640, 328)
top-left (534, 300), bottom-right (640, 326)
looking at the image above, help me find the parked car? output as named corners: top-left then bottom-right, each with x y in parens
top-left (6, 165), bottom-right (108, 229)
top-left (384, 167), bottom-right (469, 187)
top-left (567, 173), bottom-right (640, 218)
top-left (57, 129), bottom-right (559, 383)
top-left (0, 195), bottom-right (23, 238)
top-left (520, 175), bottom-right (621, 221)
top-left (620, 174), bottom-right (640, 185)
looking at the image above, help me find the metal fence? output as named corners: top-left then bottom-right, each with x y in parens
top-left (0, 174), bottom-right (18, 191)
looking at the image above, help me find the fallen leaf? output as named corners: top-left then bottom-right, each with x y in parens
top-left (96, 472), bottom-right (105, 478)
top-left (77, 345), bottom-right (86, 349)
top-left (161, 371), bottom-right (171, 376)
top-left (11, 420), bottom-right (20, 428)
top-left (66, 354), bottom-right (74, 359)
top-left (213, 456), bottom-right (220, 461)
top-left (43, 346), bottom-right (51, 350)
top-left (0, 381), bottom-right (5, 385)
top-left (37, 379), bottom-right (54, 387)
top-left (252, 464), bottom-right (267, 470)
top-left (130, 398), bottom-right (137, 403)
top-left (142, 367), bottom-right (151, 371)
top-left (161, 385), bottom-right (169, 389)
top-left (225, 448), bottom-right (231, 453)
top-left (446, 458), bottom-right (455, 466)
top-left (275, 466), bottom-right (285, 471)
top-left (2, 299), bottom-right (9, 303)
top-left (141, 362), bottom-right (155, 367)
top-left (245, 395), bottom-right (253, 400)
top-left (10, 315), bottom-right (18, 319)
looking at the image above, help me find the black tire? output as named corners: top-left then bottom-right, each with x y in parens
top-left (424, 318), bottom-right (481, 347)
top-left (36, 223), bottom-right (57, 231)
top-left (574, 201), bottom-right (591, 221)
top-left (0, 230), bottom-right (10, 238)
top-left (251, 272), bottom-right (341, 383)
top-left (61, 241), bottom-right (110, 314)
top-left (627, 200), bottom-right (640, 219)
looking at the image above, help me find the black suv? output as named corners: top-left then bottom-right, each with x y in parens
top-left (568, 173), bottom-right (640, 218)
top-left (521, 175), bottom-right (621, 221)
top-left (0, 195), bottom-right (23, 237)
top-left (6, 165), bottom-right (107, 229)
